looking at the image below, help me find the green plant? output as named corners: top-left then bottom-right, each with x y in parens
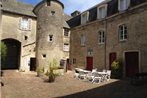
top-left (48, 59), bottom-right (58, 82)
top-left (0, 42), bottom-right (7, 67)
top-left (36, 66), bottom-right (44, 77)
top-left (111, 59), bottom-right (123, 79)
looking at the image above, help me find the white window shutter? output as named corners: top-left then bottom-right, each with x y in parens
top-left (28, 19), bottom-right (32, 30)
top-left (19, 17), bottom-right (22, 30)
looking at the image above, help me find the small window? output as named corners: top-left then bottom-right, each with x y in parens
top-left (24, 36), bottom-right (28, 40)
top-left (97, 5), bottom-right (107, 19)
top-left (19, 17), bottom-right (31, 31)
top-left (118, 0), bottom-right (130, 11)
top-left (51, 11), bottom-right (55, 16)
top-left (73, 58), bottom-right (76, 64)
top-left (63, 43), bottom-right (69, 52)
top-left (87, 48), bottom-right (93, 56)
top-left (48, 35), bottom-right (53, 42)
top-left (42, 54), bottom-right (46, 59)
top-left (81, 12), bottom-right (89, 24)
top-left (64, 29), bottom-right (69, 37)
top-left (119, 24), bottom-right (127, 41)
top-left (81, 35), bottom-right (86, 46)
top-left (98, 31), bottom-right (105, 44)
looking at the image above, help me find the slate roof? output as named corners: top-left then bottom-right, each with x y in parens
top-left (2, 0), bottom-right (71, 28)
top-left (2, 0), bottom-right (36, 17)
top-left (67, 0), bottom-right (147, 28)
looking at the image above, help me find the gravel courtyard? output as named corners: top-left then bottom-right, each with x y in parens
top-left (1, 70), bottom-right (147, 98)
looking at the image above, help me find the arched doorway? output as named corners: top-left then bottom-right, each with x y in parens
top-left (2, 39), bottom-right (21, 69)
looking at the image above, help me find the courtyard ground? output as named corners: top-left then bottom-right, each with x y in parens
top-left (1, 70), bottom-right (147, 98)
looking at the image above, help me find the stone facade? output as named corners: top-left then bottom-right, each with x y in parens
top-left (1, 0), bottom-right (70, 71)
top-left (33, 0), bottom-right (70, 68)
top-left (1, 0), bottom-right (37, 71)
top-left (68, 0), bottom-right (147, 76)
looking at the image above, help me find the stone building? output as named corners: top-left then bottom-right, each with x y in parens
top-left (33, 0), bottom-right (70, 69)
top-left (1, 0), bottom-right (71, 71)
top-left (68, 0), bottom-right (147, 77)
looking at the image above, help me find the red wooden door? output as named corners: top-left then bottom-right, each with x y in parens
top-left (86, 57), bottom-right (93, 71)
top-left (125, 52), bottom-right (139, 77)
top-left (109, 53), bottom-right (117, 70)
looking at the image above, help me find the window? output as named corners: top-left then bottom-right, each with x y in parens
top-left (98, 31), bottom-right (105, 44)
top-left (42, 54), bottom-right (46, 59)
top-left (63, 43), bottom-right (69, 52)
top-left (81, 35), bottom-right (86, 46)
top-left (24, 36), bottom-right (28, 40)
top-left (81, 11), bottom-right (89, 24)
top-left (119, 24), bottom-right (127, 41)
top-left (48, 35), bottom-right (53, 42)
top-left (73, 58), bottom-right (76, 64)
top-left (118, 0), bottom-right (130, 11)
top-left (51, 11), bottom-right (55, 16)
top-left (19, 17), bottom-right (31, 31)
top-left (87, 48), bottom-right (93, 56)
top-left (97, 5), bottom-right (107, 19)
top-left (64, 29), bottom-right (69, 37)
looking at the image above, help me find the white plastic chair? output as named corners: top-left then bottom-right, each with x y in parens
top-left (106, 70), bottom-right (111, 81)
top-left (91, 72), bottom-right (103, 84)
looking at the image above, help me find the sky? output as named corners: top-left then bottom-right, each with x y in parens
top-left (17, 0), bottom-right (104, 15)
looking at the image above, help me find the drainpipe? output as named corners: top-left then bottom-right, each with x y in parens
top-left (104, 19), bottom-right (107, 69)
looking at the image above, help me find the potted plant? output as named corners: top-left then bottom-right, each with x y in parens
top-left (36, 66), bottom-right (44, 77)
top-left (48, 59), bottom-right (58, 83)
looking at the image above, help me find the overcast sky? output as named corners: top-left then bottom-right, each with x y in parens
top-left (18, 0), bottom-right (104, 15)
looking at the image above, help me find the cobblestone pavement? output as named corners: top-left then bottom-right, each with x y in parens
top-left (1, 70), bottom-right (147, 98)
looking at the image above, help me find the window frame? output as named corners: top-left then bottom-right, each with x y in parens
top-left (118, 0), bottom-right (130, 11)
top-left (97, 4), bottom-right (107, 19)
top-left (64, 28), bottom-right (69, 37)
top-left (19, 17), bottom-right (31, 31)
top-left (98, 30), bottom-right (105, 44)
top-left (118, 24), bottom-right (128, 41)
top-left (48, 35), bottom-right (53, 42)
top-left (81, 11), bottom-right (89, 24)
top-left (63, 43), bottom-right (69, 52)
top-left (80, 34), bottom-right (86, 46)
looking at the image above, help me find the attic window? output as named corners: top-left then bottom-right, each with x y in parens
top-left (81, 11), bottom-right (89, 24)
top-left (97, 5), bottom-right (107, 19)
top-left (118, 0), bottom-right (130, 11)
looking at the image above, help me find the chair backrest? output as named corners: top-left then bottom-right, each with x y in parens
top-left (107, 70), bottom-right (111, 76)
top-left (92, 68), bottom-right (97, 73)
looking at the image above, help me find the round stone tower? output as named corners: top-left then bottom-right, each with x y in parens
top-left (33, 0), bottom-right (65, 67)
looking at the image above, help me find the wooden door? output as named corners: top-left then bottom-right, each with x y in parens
top-left (109, 53), bottom-right (117, 70)
top-left (125, 52), bottom-right (139, 77)
top-left (30, 58), bottom-right (36, 71)
top-left (86, 57), bottom-right (93, 71)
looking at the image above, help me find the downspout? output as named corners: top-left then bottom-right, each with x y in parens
top-left (104, 18), bottom-right (107, 69)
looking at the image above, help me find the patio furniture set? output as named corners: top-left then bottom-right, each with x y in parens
top-left (74, 68), bottom-right (111, 84)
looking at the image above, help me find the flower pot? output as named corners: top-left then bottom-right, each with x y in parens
top-left (48, 73), bottom-right (55, 83)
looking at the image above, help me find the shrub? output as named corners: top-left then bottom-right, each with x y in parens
top-left (111, 59), bottom-right (123, 79)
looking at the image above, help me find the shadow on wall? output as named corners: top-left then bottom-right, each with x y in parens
top-left (58, 80), bottom-right (147, 98)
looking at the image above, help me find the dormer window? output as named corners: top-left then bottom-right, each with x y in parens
top-left (118, 0), bottom-right (130, 11)
top-left (81, 11), bottom-right (89, 24)
top-left (97, 5), bottom-right (107, 19)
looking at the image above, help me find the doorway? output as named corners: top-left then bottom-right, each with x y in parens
top-left (2, 39), bottom-right (21, 69)
top-left (30, 58), bottom-right (36, 71)
top-left (125, 52), bottom-right (139, 77)
top-left (86, 57), bottom-right (93, 71)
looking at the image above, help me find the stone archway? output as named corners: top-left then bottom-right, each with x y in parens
top-left (2, 39), bottom-right (21, 69)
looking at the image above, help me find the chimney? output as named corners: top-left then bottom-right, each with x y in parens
top-left (71, 10), bottom-right (80, 17)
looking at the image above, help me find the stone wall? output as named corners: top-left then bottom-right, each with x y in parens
top-left (1, 12), bottom-right (37, 71)
top-left (70, 4), bottom-right (147, 74)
